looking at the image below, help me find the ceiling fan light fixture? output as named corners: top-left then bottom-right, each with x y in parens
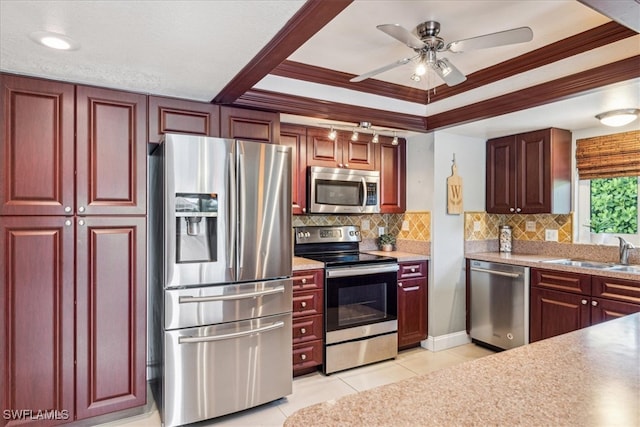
top-left (596, 109), bottom-right (639, 127)
top-left (415, 62), bottom-right (427, 76)
top-left (436, 60), bottom-right (452, 77)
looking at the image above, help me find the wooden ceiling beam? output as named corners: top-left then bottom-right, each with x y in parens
top-left (212, 0), bottom-right (353, 105)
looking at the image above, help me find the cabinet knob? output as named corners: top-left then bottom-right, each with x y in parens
top-left (516, 207), bottom-right (522, 213)
top-left (300, 354), bottom-right (307, 360)
top-left (78, 219), bottom-right (85, 226)
top-left (410, 268), bottom-right (416, 273)
top-left (338, 163), bottom-right (344, 168)
top-left (64, 220), bottom-right (72, 226)
top-left (300, 328), bottom-right (306, 334)
top-left (345, 163), bottom-right (349, 168)
top-left (64, 206), bottom-right (72, 213)
top-left (398, 282), bottom-right (403, 287)
top-left (591, 300), bottom-right (598, 307)
top-left (302, 208), bottom-right (306, 213)
top-left (301, 301), bottom-right (307, 308)
top-left (510, 207), bottom-right (515, 213)
top-left (581, 299), bottom-right (588, 305)
top-left (78, 206), bottom-right (85, 213)
top-left (301, 278), bottom-right (307, 284)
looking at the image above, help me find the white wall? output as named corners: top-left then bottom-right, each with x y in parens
top-left (413, 131), bottom-right (485, 343)
top-left (405, 133), bottom-right (434, 211)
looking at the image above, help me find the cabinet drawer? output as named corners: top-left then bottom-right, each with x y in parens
top-left (398, 261), bottom-right (427, 279)
top-left (292, 340), bottom-right (323, 371)
top-left (592, 276), bottom-right (640, 305)
top-left (293, 289), bottom-right (323, 317)
top-left (293, 269), bottom-right (324, 291)
top-left (531, 268), bottom-right (591, 295)
top-left (292, 314), bottom-right (323, 344)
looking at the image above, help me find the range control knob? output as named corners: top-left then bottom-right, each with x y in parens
top-left (305, 232), bottom-right (311, 237)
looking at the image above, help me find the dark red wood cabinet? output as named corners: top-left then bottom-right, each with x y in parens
top-left (220, 106), bottom-right (279, 143)
top-left (306, 127), bottom-right (375, 171)
top-left (530, 268), bottom-right (640, 342)
top-left (292, 269), bottom-right (324, 376)
top-left (376, 136), bottom-right (406, 214)
top-left (280, 124), bottom-right (307, 214)
top-left (148, 95), bottom-right (220, 143)
top-left (397, 261), bottom-right (428, 349)
top-left (486, 128), bottom-right (571, 214)
top-left (0, 73), bottom-right (147, 424)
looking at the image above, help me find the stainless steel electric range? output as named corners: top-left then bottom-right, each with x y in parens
top-left (294, 225), bottom-right (399, 374)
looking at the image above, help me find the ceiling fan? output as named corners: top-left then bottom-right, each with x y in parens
top-left (350, 21), bottom-right (533, 87)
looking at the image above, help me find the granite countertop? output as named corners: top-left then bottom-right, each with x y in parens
top-left (467, 252), bottom-right (640, 282)
top-left (293, 256), bottom-right (324, 271)
top-left (365, 250), bottom-right (429, 262)
top-left (284, 313), bottom-right (640, 426)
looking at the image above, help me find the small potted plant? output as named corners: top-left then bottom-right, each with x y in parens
top-left (378, 233), bottom-right (396, 252)
top-left (583, 218), bottom-right (614, 245)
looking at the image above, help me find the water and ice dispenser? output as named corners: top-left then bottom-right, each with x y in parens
top-left (175, 193), bottom-right (218, 263)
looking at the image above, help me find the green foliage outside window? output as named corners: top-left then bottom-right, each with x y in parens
top-left (589, 177), bottom-right (638, 234)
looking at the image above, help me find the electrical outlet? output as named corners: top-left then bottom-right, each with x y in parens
top-left (401, 220), bottom-right (410, 231)
top-left (378, 226), bottom-right (386, 236)
top-left (473, 221), bottom-right (481, 232)
top-left (545, 229), bottom-right (558, 242)
top-left (526, 221), bottom-right (536, 232)
top-left (361, 219), bottom-right (370, 230)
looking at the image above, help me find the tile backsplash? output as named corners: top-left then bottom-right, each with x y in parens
top-left (464, 212), bottom-right (573, 244)
top-left (292, 211), bottom-right (431, 242)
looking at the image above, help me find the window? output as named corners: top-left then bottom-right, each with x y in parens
top-left (577, 176), bottom-right (640, 245)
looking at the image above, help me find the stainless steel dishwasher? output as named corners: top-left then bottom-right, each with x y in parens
top-left (469, 260), bottom-right (529, 350)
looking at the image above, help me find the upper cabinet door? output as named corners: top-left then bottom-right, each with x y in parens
top-left (148, 95), bottom-right (220, 143)
top-left (344, 139), bottom-right (375, 171)
top-left (306, 127), bottom-right (342, 168)
top-left (377, 136), bottom-right (406, 213)
top-left (280, 124), bottom-right (307, 214)
top-left (486, 135), bottom-right (517, 214)
top-left (76, 86), bottom-right (147, 215)
top-left (0, 74), bottom-right (75, 216)
top-left (220, 106), bottom-right (279, 143)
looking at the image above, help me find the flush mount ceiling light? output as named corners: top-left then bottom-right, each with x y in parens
top-left (29, 31), bottom-right (80, 51)
top-left (596, 109), bottom-right (640, 127)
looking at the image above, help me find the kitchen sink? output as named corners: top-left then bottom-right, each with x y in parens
top-left (541, 259), bottom-right (640, 274)
top-left (606, 265), bottom-right (640, 274)
top-left (541, 259), bottom-right (615, 269)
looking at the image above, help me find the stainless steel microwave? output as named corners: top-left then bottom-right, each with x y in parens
top-left (308, 166), bottom-right (380, 214)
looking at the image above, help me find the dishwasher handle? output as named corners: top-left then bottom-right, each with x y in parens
top-left (470, 266), bottom-right (521, 278)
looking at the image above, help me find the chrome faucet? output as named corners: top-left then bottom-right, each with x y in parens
top-left (616, 237), bottom-right (635, 265)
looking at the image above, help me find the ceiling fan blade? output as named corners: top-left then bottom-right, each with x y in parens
top-left (377, 24), bottom-right (426, 50)
top-left (433, 58), bottom-right (467, 86)
top-left (446, 27), bottom-right (533, 53)
top-left (350, 55), bottom-right (418, 82)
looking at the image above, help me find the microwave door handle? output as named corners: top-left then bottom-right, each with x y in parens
top-left (360, 177), bottom-right (367, 212)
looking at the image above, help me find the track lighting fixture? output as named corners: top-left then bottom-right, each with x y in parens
top-left (322, 122), bottom-right (402, 144)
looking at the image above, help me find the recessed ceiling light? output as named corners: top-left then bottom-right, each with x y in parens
top-left (29, 31), bottom-right (79, 51)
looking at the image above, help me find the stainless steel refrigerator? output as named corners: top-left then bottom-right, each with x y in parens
top-left (148, 134), bottom-right (292, 427)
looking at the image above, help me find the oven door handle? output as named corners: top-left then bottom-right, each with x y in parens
top-left (178, 321), bottom-right (285, 344)
top-left (327, 264), bottom-right (399, 278)
top-left (178, 286), bottom-right (285, 303)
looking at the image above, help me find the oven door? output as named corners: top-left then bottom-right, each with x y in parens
top-left (325, 263), bottom-right (398, 344)
top-left (309, 166), bottom-right (379, 214)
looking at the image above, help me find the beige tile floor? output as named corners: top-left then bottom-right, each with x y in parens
top-left (105, 344), bottom-right (495, 427)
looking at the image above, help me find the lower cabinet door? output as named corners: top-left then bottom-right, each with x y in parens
top-left (397, 277), bottom-right (427, 348)
top-left (0, 217), bottom-right (75, 426)
top-left (591, 298), bottom-right (640, 325)
top-left (530, 287), bottom-right (590, 342)
top-left (75, 217), bottom-right (146, 419)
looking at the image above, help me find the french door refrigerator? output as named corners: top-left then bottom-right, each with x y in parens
top-left (149, 134), bottom-right (292, 426)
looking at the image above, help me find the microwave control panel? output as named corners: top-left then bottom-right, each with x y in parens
top-left (366, 183), bottom-right (377, 206)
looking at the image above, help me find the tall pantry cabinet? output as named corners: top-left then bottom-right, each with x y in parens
top-left (0, 74), bottom-right (146, 424)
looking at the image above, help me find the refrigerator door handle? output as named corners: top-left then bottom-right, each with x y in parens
top-left (178, 321), bottom-right (285, 344)
top-left (228, 153), bottom-right (237, 275)
top-left (178, 286), bottom-right (285, 303)
top-left (238, 152), bottom-right (246, 270)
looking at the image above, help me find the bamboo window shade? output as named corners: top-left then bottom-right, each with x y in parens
top-left (576, 130), bottom-right (640, 179)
